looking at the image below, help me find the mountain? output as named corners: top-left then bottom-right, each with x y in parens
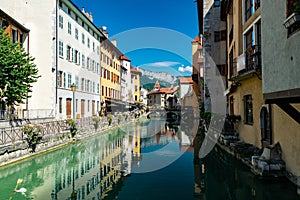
top-left (138, 68), bottom-right (178, 90)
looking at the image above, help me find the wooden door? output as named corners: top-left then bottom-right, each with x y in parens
top-left (66, 98), bottom-right (72, 118)
top-left (81, 99), bottom-right (85, 118)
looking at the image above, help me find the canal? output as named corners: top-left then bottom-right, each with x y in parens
top-left (0, 119), bottom-right (299, 200)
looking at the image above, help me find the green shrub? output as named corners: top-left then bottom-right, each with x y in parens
top-left (66, 119), bottom-right (77, 138)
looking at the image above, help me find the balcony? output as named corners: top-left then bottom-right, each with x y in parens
top-left (245, 45), bottom-right (261, 71)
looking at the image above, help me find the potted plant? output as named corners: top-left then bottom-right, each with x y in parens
top-left (23, 124), bottom-right (42, 152)
top-left (92, 116), bottom-right (100, 130)
top-left (117, 114), bottom-right (122, 124)
top-left (284, 0), bottom-right (300, 28)
top-left (107, 114), bottom-right (113, 126)
top-left (67, 119), bottom-right (78, 138)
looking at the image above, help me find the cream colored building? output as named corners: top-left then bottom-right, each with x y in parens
top-left (100, 29), bottom-right (122, 114)
top-left (130, 66), bottom-right (141, 104)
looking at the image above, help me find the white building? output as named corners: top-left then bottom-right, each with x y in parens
top-left (120, 55), bottom-right (132, 105)
top-left (140, 88), bottom-right (148, 106)
top-left (1, 0), bottom-right (104, 119)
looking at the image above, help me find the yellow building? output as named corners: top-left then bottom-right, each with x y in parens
top-left (130, 66), bottom-right (141, 104)
top-left (100, 35), bottom-right (122, 114)
top-left (222, 0), bottom-right (263, 147)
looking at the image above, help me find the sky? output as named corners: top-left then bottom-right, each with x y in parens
top-left (72, 0), bottom-right (199, 76)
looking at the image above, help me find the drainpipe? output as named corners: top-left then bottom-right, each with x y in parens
top-left (55, 0), bottom-right (59, 118)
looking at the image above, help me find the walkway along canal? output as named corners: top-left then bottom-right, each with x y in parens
top-left (0, 119), bottom-right (299, 199)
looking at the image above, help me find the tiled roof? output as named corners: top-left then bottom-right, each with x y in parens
top-left (120, 55), bottom-right (131, 61)
top-left (130, 66), bottom-right (141, 74)
top-left (179, 77), bottom-right (193, 84)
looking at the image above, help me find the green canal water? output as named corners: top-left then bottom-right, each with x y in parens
top-left (0, 119), bottom-right (299, 200)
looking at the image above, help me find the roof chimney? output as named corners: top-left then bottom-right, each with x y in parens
top-left (111, 39), bottom-right (117, 47)
top-left (101, 26), bottom-right (108, 38)
top-left (89, 12), bottom-right (93, 22)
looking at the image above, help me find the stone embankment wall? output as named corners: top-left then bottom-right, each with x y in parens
top-left (0, 113), bottom-right (142, 167)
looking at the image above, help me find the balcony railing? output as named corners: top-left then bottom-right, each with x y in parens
top-left (244, 45), bottom-right (261, 72)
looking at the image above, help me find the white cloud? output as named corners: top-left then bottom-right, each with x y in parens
top-left (147, 61), bottom-right (180, 67)
top-left (178, 65), bottom-right (192, 73)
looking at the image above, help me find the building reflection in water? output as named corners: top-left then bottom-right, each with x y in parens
top-left (51, 128), bottom-right (125, 200)
top-left (1, 119), bottom-right (297, 200)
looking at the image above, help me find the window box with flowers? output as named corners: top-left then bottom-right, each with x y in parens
top-left (284, 0), bottom-right (300, 33)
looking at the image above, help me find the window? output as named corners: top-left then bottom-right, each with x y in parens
top-left (66, 45), bottom-right (71, 61)
top-left (244, 0), bottom-right (254, 21)
top-left (135, 95), bottom-right (138, 101)
top-left (12, 29), bottom-right (18, 43)
top-left (97, 63), bottom-right (100, 75)
top-left (245, 28), bottom-right (255, 70)
top-left (82, 33), bottom-right (85, 44)
top-left (81, 78), bottom-right (85, 91)
top-left (93, 42), bottom-right (95, 52)
top-left (244, 95), bottom-right (253, 125)
top-left (63, 72), bottom-right (66, 88)
top-left (59, 98), bottom-right (62, 113)
top-left (87, 57), bottom-right (90, 70)
top-left (214, 0), bottom-right (220, 7)
top-left (75, 50), bottom-right (79, 64)
top-left (67, 73), bottom-right (72, 88)
top-left (88, 100), bottom-right (90, 112)
top-left (75, 76), bottom-right (79, 88)
top-left (87, 38), bottom-right (90, 48)
top-left (97, 46), bottom-right (100, 55)
top-left (68, 22), bottom-right (71, 35)
top-left (214, 30), bottom-right (226, 42)
top-left (135, 85), bottom-right (138, 92)
top-left (59, 41), bottom-right (64, 57)
top-left (75, 28), bottom-right (78, 40)
top-left (58, 71), bottom-right (63, 87)
top-left (82, 54), bottom-right (85, 68)
top-left (97, 84), bottom-right (100, 94)
top-left (59, 15), bottom-right (63, 29)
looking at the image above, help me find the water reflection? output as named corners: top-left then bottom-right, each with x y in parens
top-left (0, 120), bottom-right (299, 200)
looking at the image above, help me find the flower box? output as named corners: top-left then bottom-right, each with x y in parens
top-left (284, 12), bottom-right (300, 28)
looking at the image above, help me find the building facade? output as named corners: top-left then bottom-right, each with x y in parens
top-left (1, 0), bottom-right (58, 119)
top-left (130, 66), bottom-right (141, 104)
top-left (57, 2), bottom-right (102, 119)
top-left (221, 0), bottom-right (264, 147)
top-left (1, 0), bottom-right (104, 119)
top-left (100, 31), bottom-right (122, 114)
top-left (191, 36), bottom-right (204, 106)
top-left (120, 55), bottom-right (132, 111)
top-left (261, 0), bottom-right (300, 185)
top-left (0, 9), bottom-right (30, 119)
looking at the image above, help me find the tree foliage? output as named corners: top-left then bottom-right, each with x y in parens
top-left (0, 27), bottom-right (40, 106)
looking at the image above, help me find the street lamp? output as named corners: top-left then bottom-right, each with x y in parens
top-left (71, 83), bottom-right (76, 119)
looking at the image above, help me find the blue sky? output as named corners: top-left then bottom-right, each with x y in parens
top-left (72, 0), bottom-right (198, 76)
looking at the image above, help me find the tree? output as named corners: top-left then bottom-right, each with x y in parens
top-left (0, 27), bottom-right (40, 106)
